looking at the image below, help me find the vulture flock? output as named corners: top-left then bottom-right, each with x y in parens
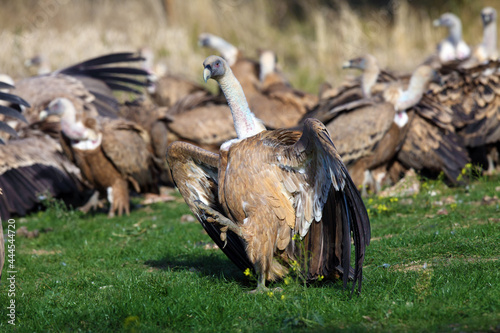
top-left (1, 7), bottom-right (499, 292)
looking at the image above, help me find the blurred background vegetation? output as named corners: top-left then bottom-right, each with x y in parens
top-left (0, 0), bottom-right (497, 92)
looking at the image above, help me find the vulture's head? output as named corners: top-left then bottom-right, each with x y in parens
top-left (342, 54), bottom-right (377, 71)
top-left (413, 65), bottom-right (439, 84)
top-left (433, 13), bottom-right (461, 30)
top-left (45, 97), bottom-right (98, 142)
top-left (203, 55), bottom-right (230, 83)
top-left (24, 54), bottom-right (51, 75)
top-left (198, 33), bottom-right (238, 66)
top-left (481, 7), bottom-right (497, 27)
top-left (198, 33), bottom-right (216, 48)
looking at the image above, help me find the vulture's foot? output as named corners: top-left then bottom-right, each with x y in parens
top-left (79, 191), bottom-right (103, 214)
top-left (194, 200), bottom-right (243, 237)
top-left (140, 193), bottom-right (175, 205)
top-left (108, 180), bottom-right (130, 218)
top-left (247, 272), bottom-right (284, 294)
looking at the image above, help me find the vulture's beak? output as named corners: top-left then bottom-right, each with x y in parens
top-left (40, 104), bottom-right (63, 121)
top-left (39, 110), bottom-right (48, 121)
top-left (203, 67), bottom-right (212, 83)
top-left (433, 18), bottom-right (442, 27)
top-left (342, 60), bottom-right (352, 69)
top-left (198, 37), bottom-right (208, 47)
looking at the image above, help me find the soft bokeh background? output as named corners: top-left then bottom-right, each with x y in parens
top-left (0, 0), bottom-right (498, 92)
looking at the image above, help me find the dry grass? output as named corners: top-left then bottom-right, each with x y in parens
top-left (0, 0), bottom-right (498, 92)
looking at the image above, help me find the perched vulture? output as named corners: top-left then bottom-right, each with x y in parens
top-left (433, 13), bottom-right (471, 64)
top-left (304, 55), bottom-right (436, 193)
top-left (119, 97), bottom-right (173, 184)
top-left (304, 55), bottom-right (468, 191)
top-left (473, 7), bottom-right (498, 63)
top-left (246, 50), bottom-right (318, 129)
top-left (46, 98), bottom-right (159, 217)
top-left (0, 53), bottom-right (150, 218)
top-left (167, 56), bottom-right (370, 293)
top-left (307, 54), bottom-right (398, 124)
top-left (24, 54), bottom-right (52, 75)
top-left (427, 59), bottom-right (500, 171)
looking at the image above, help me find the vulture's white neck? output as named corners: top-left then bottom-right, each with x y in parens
top-left (482, 20), bottom-right (497, 58)
top-left (447, 20), bottom-right (463, 46)
top-left (219, 69), bottom-right (265, 140)
top-left (361, 65), bottom-right (380, 98)
top-left (259, 52), bottom-right (275, 82)
top-left (394, 71), bottom-right (429, 112)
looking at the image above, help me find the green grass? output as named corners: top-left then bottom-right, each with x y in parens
top-left (1, 175), bottom-right (499, 332)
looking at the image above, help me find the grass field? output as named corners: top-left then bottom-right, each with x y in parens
top-left (0, 174), bottom-right (498, 332)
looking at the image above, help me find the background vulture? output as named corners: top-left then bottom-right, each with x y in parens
top-left (0, 52), bottom-right (150, 219)
top-left (46, 98), bottom-right (159, 217)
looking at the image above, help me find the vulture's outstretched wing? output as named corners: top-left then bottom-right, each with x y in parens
top-left (0, 88), bottom-right (30, 142)
top-left (277, 118), bottom-right (371, 292)
top-left (0, 134), bottom-right (90, 220)
top-left (57, 52), bottom-right (149, 95)
top-left (167, 141), bottom-right (253, 272)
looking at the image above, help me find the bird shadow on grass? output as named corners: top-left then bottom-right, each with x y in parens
top-left (144, 252), bottom-right (254, 288)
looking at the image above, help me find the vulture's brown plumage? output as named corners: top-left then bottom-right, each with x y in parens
top-left (247, 50), bottom-right (318, 129)
top-left (167, 56), bottom-right (370, 293)
top-left (48, 98), bottom-right (159, 217)
top-left (0, 131), bottom-right (92, 220)
top-left (304, 55), bottom-right (469, 189)
top-left (427, 59), bottom-right (500, 171)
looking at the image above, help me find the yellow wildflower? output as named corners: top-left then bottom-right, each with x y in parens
top-left (243, 268), bottom-right (251, 276)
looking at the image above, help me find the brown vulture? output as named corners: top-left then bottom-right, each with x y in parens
top-left (46, 98), bottom-right (159, 217)
top-left (167, 56), bottom-right (370, 293)
top-left (427, 58), bottom-right (500, 172)
top-left (0, 53), bottom-right (150, 218)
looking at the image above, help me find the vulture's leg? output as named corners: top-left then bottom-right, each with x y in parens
top-left (361, 170), bottom-right (373, 197)
top-left (167, 141), bottom-right (254, 274)
top-left (108, 178), bottom-right (130, 218)
top-left (247, 271), bottom-right (269, 294)
top-left (194, 200), bottom-right (243, 237)
top-left (79, 191), bottom-right (101, 214)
